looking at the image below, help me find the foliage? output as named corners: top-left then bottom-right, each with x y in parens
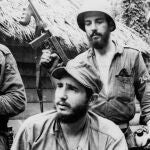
top-left (121, 0), bottom-right (150, 44)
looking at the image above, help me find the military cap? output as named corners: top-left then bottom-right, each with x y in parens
top-left (52, 60), bottom-right (102, 94)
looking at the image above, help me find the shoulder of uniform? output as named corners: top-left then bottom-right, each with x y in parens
top-left (0, 44), bottom-right (11, 55)
top-left (122, 43), bottom-right (144, 53)
top-left (75, 50), bottom-right (89, 58)
top-left (123, 44), bottom-right (140, 52)
top-left (17, 110), bottom-right (57, 137)
top-left (73, 50), bottom-right (90, 62)
top-left (89, 111), bottom-right (124, 140)
top-left (24, 110), bottom-right (57, 127)
top-left (70, 51), bottom-right (88, 64)
top-left (99, 117), bottom-right (123, 140)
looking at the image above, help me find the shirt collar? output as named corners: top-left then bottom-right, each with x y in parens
top-left (49, 117), bottom-right (62, 136)
top-left (87, 38), bottom-right (124, 58)
top-left (50, 118), bottom-right (68, 149)
top-left (77, 116), bottom-right (89, 149)
top-left (50, 115), bottom-right (90, 150)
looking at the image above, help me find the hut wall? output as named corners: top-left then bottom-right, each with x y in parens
top-left (5, 40), bottom-right (143, 132)
top-left (5, 43), bottom-right (55, 119)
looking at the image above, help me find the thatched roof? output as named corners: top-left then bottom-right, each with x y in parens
top-left (0, 0), bottom-right (150, 55)
top-left (0, 0), bottom-right (34, 40)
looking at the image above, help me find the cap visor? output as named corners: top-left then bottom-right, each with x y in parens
top-left (51, 67), bottom-right (70, 79)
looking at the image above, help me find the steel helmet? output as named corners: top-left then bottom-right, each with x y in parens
top-left (77, 0), bottom-right (116, 32)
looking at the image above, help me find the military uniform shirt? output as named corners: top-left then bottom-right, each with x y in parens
top-left (11, 110), bottom-right (128, 150)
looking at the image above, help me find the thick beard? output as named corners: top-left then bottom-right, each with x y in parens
top-left (56, 104), bottom-right (89, 124)
top-left (89, 31), bottom-right (110, 49)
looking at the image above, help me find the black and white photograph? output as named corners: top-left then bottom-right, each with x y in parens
top-left (0, 0), bottom-right (150, 149)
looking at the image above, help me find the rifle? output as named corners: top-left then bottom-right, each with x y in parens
top-left (20, 0), bottom-right (69, 112)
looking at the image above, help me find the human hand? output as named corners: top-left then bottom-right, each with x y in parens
top-left (40, 49), bottom-right (61, 73)
top-left (135, 126), bottom-right (150, 147)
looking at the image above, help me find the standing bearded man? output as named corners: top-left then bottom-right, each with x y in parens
top-left (40, 0), bottom-right (150, 148)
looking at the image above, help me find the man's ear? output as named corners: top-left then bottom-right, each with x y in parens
top-left (109, 21), bottom-right (115, 32)
top-left (88, 93), bottom-right (99, 106)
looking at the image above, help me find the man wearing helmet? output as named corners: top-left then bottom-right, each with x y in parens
top-left (40, 0), bottom-right (150, 148)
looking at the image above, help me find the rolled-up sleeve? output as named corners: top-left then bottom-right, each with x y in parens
top-left (0, 47), bottom-right (26, 116)
top-left (134, 52), bottom-right (150, 124)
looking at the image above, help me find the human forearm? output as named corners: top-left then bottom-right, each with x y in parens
top-left (0, 90), bottom-right (26, 116)
top-left (134, 52), bottom-right (150, 124)
top-left (139, 80), bottom-right (150, 124)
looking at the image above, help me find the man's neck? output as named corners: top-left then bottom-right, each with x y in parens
top-left (60, 115), bottom-right (87, 136)
top-left (60, 115), bottom-right (87, 149)
top-left (94, 38), bottom-right (115, 95)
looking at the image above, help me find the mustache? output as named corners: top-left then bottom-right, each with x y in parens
top-left (90, 30), bottom-right (102, 38)
top-left (56, 101), bottom-right (71, 108)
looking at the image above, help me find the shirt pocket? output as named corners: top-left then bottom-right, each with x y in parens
top-left (115, 75), bottom-right (134, 99)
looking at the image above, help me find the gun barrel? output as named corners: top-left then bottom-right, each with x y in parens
top-left (28, 0), bottom-right (43, 23)
top-left (51, 36), bottom-right (69, 65)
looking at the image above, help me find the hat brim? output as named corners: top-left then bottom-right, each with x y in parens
top-left (52, 67), bottom-right (70, 80)
top-left (52, 67), bottom-right (93, 91)
top-left (77, 11), bottom-right (116, 32)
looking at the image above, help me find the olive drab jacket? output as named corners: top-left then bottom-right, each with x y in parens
top-left (0, 44), bottom-right (26, 130)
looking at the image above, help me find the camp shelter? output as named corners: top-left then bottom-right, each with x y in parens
top-left (0, 0), bottom-right (87, 120)
top-left (0, 0), bottom-right (150, 134)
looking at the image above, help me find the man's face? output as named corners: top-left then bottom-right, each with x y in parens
top-left (54, 76), bottom-right (89, 123)
top-left (84, 12), bottom-right (111, 49)
top-left (19, 5), bottom-right (33, 26)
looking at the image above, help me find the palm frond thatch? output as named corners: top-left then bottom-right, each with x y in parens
top-left (0, 0), bottom-right (149, 55)
top-left (0, 0), bottom-right (35, 40)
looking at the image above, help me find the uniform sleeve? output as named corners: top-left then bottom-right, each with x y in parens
top-left (11, 119), bottom-right (32, 150)
top-left (134, 52), bottom-right (150, 124)
top-left (0, 49), bottom-right (26, 116)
